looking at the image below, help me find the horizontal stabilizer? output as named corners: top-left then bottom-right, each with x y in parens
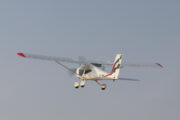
top-left (118, 78), bottom-right (140, 81)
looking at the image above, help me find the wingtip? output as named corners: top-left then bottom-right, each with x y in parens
top-left (155, 63), bottom-right (163, 68)
top-left (17, 53), bottom-right (26, 58)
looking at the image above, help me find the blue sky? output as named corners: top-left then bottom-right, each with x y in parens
top-left (0, 0), bottom-right (180, 120)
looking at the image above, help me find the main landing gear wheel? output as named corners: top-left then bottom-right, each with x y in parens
top-left (80, 80), bottom-right (86, 88)
top-left (74, 82), bottom-right (80, 89)
top-left (101, 84), bottom-right (107, 90)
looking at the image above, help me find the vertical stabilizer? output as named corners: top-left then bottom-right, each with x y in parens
top-left (104, 54), bottom-right (122, 79)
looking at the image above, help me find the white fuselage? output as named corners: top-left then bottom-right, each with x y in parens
top-left (76, 64), bottom-right (116, 80)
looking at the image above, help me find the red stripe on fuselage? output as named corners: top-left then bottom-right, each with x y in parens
top-left (104, 62), bottom-right (116, 77)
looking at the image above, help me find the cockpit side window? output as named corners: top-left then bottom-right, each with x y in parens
top-left (79, 69), bottom-right (84, 76)
top-left (85, 69), bottom-right (92, 74)
top-left (79, 69), bottom-right (92, 76)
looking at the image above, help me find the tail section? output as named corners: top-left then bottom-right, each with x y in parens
top-left (104, 54), bottom-right (122, 79)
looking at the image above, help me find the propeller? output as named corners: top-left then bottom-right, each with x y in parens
top-left (78, 56), bottom-right (87, 63)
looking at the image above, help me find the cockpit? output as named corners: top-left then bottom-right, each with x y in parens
top-left (78, 69), bottom-right (92, 76)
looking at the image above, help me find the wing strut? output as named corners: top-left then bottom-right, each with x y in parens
top-left (55, 61), bottom-right (78, 75)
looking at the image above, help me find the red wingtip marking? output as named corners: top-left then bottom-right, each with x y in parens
top-left (156, 63), bottom-right (163, 68)
top-left (17, 53), bottom-right (26, 58)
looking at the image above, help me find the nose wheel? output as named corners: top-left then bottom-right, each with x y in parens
top-left (101, 84), bottom-right (107, 90)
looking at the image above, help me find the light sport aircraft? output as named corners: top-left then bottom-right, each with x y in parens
top-left (17, 53), bottom-right (163, 90)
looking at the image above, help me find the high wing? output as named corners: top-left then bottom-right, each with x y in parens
top-left (17, 52), bottom-right (112, 65)
top-left (17, 53), bottom-right (84, 64)
top-left (121, 62), bottom-right (163, 68)
top-left (17, 52), bottom-right (163, 68)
